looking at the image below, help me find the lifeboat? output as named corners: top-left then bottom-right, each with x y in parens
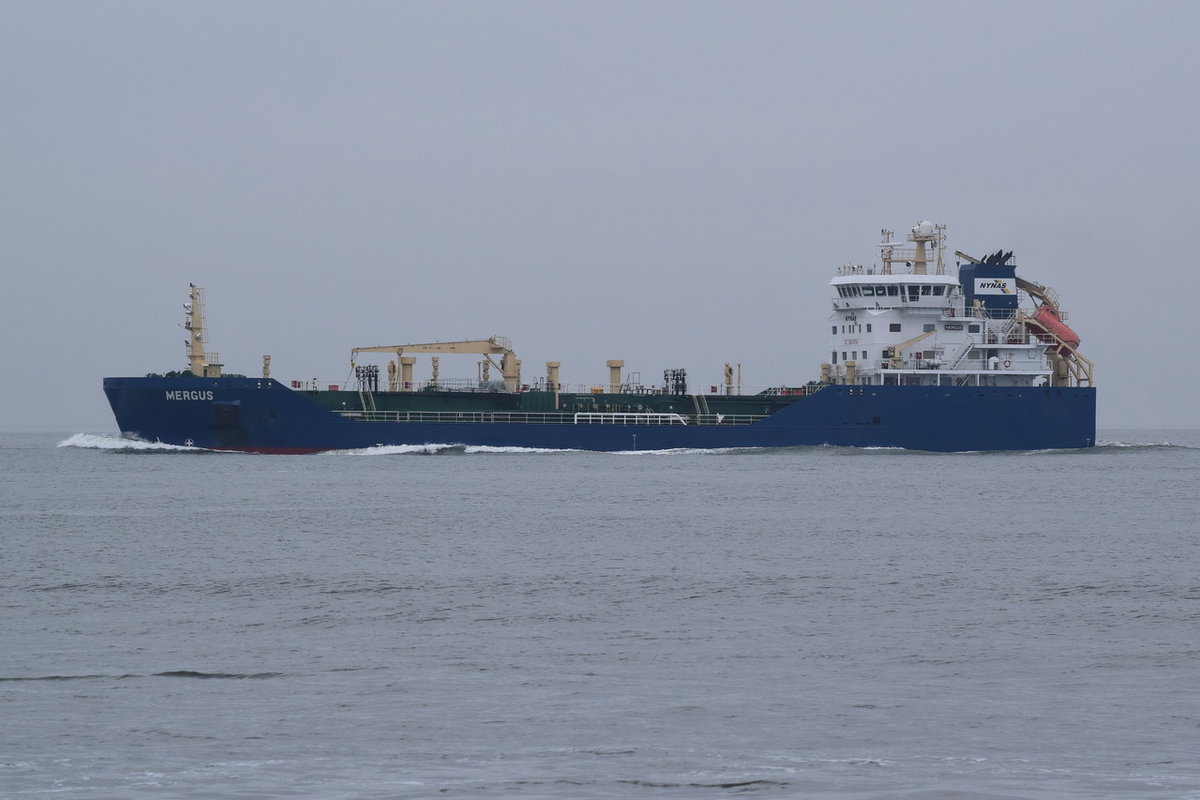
top-left (1028, 304), bottom-right (1080, 354)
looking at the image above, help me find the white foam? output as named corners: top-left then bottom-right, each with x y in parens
top-left (324, 443), bottom-right (578, 456)
top-left (322, 443), bottom-right (465, 456)
top-left (56, 433), bottom-right (203, 452)
top-left (463, 444), bottom-right (579, 454)
top-left (1095, 439), bottom-right (1187, 449)
top-left (610, 447), bottom-right (744, 455)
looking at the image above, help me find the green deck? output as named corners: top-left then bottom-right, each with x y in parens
top-left (304, 386), bottom-right (819, 421)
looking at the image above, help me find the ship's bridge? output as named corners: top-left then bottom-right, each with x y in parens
top-left (830, 272), bottom-right (960, 310)
top-left (818, 221), bottom-right (1093, 391)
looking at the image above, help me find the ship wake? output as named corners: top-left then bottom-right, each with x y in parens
top-left (57, 433), bottom-right (211, 453)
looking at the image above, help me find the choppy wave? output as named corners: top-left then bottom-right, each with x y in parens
top-left (617, 779), bottom-right (790, 790)
top-left (0, 674), bottom-right (129, 682)
top-left (0, 671), bottom-right (283, 681)
top-left (1093, 440), bottom-right (1200, 451)
top-left (153, 670), bottom-right (284, 680)
top-left (56, 433), bottom-right (208, 453)
top-left (1014, 440), bottom-right (1200, 454)
top-left (612, 447), bottom-right (750, 456)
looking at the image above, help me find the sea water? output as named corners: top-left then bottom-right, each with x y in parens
top-left (1, 430), bottom-right (1198, 799)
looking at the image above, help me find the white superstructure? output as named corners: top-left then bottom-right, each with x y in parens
top-left (823, 222), bottom-right (1093, 388)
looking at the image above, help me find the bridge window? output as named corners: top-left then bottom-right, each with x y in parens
top-left (921, 285), bottom-right (932, 295)
top-left (890, 323), bottom-right (901, 332)
top-left (887, 286), bottom-right (899, 296)
top-left (968, 323), bottom-right (981, 333)
top-left (923, 324), bottom-right (935, 332)
top-left (861, 286), bottom-right (875, 297)
top-left (907, 286), bottom-right (920, 300)
top-left (933, 286), bottom-right (946, 296)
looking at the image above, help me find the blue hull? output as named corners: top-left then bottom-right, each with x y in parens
top-left (103, 377), bottom-right (1096, 452)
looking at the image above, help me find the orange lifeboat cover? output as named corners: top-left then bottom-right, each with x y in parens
top-left (1030, 305), bottom-right (1080, 352)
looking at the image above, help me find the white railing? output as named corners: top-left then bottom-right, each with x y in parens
top-left (337, 410), bottom-right (570, 424)
top-left (332, 409), bottom-right (767, 426)
top-left (295, 378), bottom-right (814, 398)
top-left (574, 412), bottom-right (688, 426)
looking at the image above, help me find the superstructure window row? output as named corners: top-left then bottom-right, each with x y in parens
top-left (837, 285), bottom-right (947, 298)
top-left (833, 351), bottom-right (874, 363)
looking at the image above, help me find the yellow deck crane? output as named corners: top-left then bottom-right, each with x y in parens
top-left (884, 329), bottom-right (937, 370)
top-left (351, 336), bottom-right (522, 392)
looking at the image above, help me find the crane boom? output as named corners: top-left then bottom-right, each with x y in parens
top-left (1015, 276), bottom-right (1060, 311)
top-left (352, 336), bottom-right (514, 357)
top-left (351, 337), bottom-right (521, 392)
top-left (885, 329), bottom-right (936, 369)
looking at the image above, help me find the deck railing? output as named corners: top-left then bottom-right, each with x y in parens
top-left (575, 412), bottom-right (689, 425)
top-left (298, 376), bottom-right (818, 397)
top-left (332, 409), bottom-right (768, 426)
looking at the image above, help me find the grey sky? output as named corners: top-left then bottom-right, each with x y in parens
top-left (2, 0), bottom-right (1196, 431)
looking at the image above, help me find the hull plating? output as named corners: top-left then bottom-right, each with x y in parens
top-left (103, 377), bottom-right (1097, 453)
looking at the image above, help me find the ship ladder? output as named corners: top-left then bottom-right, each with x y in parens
top-left (359, 389), bottom-right (377, 413)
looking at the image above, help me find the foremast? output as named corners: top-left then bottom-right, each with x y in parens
top-left (184, 283), bottom-right (223, 378)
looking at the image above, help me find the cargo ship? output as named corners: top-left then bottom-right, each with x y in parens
top-left (103, 222), bottom-right (1096, 453)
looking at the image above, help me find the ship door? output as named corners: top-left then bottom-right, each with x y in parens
top-left (213, 400), bottom-right (247, 446)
